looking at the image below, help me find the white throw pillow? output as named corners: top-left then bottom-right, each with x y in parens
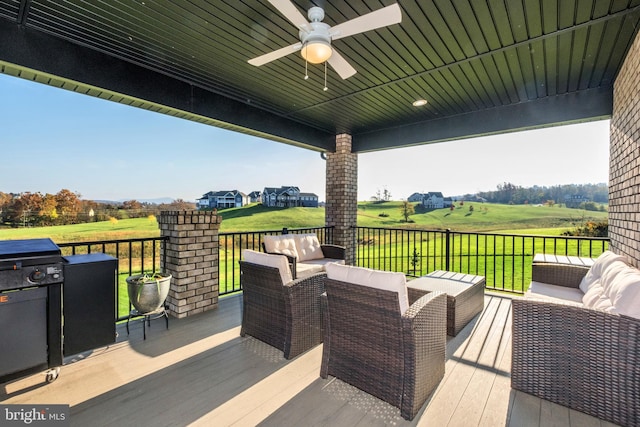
top-left (326, 263), bottom-right (409, 314)
top-left (263, 235), bottom-right (299, 259)
top-left (294, 234), bottom-right (324, 262)
top-left (604, 267), bottom-right (640, 319)
top-left (582, 282), bottom-right (605, 307)
top-left (242, 249), bottom-right (293, 284)
top-left (600, 260), bottom-right (629, 293)
top-left (579, 251), bottom-right (626, 293)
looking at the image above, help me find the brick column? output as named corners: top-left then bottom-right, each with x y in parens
top-left (326, 134), bottom-right (358, 265)
top-left (158, 210), bottom-right (221, 318)
top-left (610, 29), bottom-right (640, 267)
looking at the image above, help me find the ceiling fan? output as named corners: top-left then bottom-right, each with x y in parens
top-left (248, 0), bottom-right (402, 81)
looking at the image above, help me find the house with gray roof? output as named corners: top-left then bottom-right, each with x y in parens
top-left (197, 190), bottom-right (248, 210)
top-left (262, 186), bottom-right (318, 208)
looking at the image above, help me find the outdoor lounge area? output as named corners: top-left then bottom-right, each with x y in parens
top-left (0, 291), bottom-right (619, 426)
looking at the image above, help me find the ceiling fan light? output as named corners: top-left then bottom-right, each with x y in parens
top-left (301, 40), bottom-right (332, 64)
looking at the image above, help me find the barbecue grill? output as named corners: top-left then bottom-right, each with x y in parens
top-left (0, 238), bottom-right (64, 384)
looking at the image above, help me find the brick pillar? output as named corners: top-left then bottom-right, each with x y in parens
top-left (158, 210), bottom-right (221, 318)
top-left (326, 134), bottom-right (358, 265)
top-left (610, 29), bottom-right (640, 267)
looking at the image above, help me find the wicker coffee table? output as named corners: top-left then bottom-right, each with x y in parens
top-left (407, 270), bottom-right (485, 336)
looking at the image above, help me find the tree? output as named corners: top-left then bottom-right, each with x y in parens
top-left (56, 189), bottom-right (82, 224)
top-left (159, 199), bottom-right (196, 211)
top-left (400, 201), bottom-right (415, 222)
top-left (122, 199), bottom-right (143, 210)
top-left (39, 194), bottom-right (59, 225)
top-left (8, 192), bottom-right (44, 226)
top-left (382, 187), bottom-right (392, 201)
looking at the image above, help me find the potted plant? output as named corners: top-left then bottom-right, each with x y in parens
top-left (126, 272), bottom-right (171, 314)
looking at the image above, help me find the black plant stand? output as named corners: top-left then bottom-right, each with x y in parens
top-left (126, 305), bottom-right (169, 340)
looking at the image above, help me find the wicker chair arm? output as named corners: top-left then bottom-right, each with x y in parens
top-left (512, 298), bottom-right (640, 426)
top-left (283, 272), bottom-right (326, 289)
top-left (531, 263), bottom-right (589, 288)
top-left (281, 272), bottom-right (326, 359)
top-left (400, 291), bottom-right (447, 420)
top-left (320, 244), bottom-right (346, 260)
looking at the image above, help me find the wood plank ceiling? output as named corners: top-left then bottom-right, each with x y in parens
top-left (0, 0), bottom-right (638, 152)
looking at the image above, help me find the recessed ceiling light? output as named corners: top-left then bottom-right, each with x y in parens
top-left (412, 99), bottom-right (428, 107)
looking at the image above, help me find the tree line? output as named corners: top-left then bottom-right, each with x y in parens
top-left (0, 190), bottom-right (195, 227)
top-left (471, 182), bottom-right (608, 207)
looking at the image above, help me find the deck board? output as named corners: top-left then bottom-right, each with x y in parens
top-left (0, 293), bottom-right (619, 426)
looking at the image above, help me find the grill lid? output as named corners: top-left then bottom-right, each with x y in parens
top-left (0, 238), bottom-right (62, 260)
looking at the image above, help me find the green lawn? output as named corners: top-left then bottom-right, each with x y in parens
top-left (0, 217), bottom-right (161, 242)
top-left (1, 202), bottom-right (608, 302)
top-left (0, 202), bottom-right (607, 241)
top-left (356, 201), bottom-right (607, 232)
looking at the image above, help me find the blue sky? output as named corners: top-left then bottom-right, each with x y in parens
top-left (0, 73), bottom-right (609, 202)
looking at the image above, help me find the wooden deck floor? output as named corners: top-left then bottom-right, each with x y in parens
top-left (1, 293), bottom-right (618, 427)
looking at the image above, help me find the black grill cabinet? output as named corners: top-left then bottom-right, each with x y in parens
top-left (63, 253), bottom-right (117, 356)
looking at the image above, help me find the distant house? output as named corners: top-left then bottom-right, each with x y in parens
top-left (565, 194), bottom-right (590, 208)
top-left (423, 192), bottom-right (445, 209)
top-left (407, 192), bottom-right (426, 203)
top-left (197, 190), bottom-right (248, 210)
top-left (247, 191), bottom-right (262, 203)
top-left (299, 192), bottom-right (319, 207)
top-left (408, 192), bottom-right (453, 208)
top-left (262, 186), bottom-right (318, 208)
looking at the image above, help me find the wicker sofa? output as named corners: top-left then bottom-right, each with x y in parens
top-left (263, 233), bottom-right (345, 279)
top-left (321, 263), bottom-right (447, 420)
top-left (512, 251), bottom-right (640, 427)
top-left (239, 250), bottom-right (326, 359)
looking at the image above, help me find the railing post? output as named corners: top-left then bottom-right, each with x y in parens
top-left (445, 228), bottom-right (451, 271)
top-left (158, 210), bottom-right (222, 319)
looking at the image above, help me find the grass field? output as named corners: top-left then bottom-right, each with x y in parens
top-left (1, 202), bottom-right (608, 312)
top-left (0, 201), bottom-right (607, 242)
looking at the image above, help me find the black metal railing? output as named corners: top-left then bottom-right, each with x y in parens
top-left (355, 227), bottom-right (609, 293)
top-left (55, 226), bottom-right (608, 322)
top-left (218, 226), bottom-right (335, 295)
top-left (58, 237), bottom-right (168, 321)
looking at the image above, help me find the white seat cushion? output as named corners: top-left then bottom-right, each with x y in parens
top-left (263, 235), bottom-right (299, 259)
top-left (242, 249), bottom-right (292, 284)
top-left (294, 234), bottom-right (324, 262)
top-left (296, 262), bottom-right (325, 279)
top-left (326, 263), bottom-right (409, 314)
top-left (527, 281), bottom-right (585, 304)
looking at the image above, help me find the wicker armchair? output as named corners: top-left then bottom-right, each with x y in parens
top-left (320, 278), bottom-right (447, 420)
top-left (239, 260), bottom-right (326, 359)
top-left (512, 261), bottom-right (640, 427)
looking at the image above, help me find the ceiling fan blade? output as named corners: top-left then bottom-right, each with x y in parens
top-left (267, 0), bottom-right (310, 30)
top-left (327, 50), bottom-right (357, 79)
top-left (248, 42), bottom-right (302, 66)
top-left (330, 3), bottom-right (402, 40)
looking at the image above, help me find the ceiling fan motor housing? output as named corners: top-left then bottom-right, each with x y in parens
top-left (299, 21), bottom-right (332, 63)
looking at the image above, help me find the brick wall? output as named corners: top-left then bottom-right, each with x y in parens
top-left (325, 134), bottom-right (358, 264)
top-left (610, 30), bottom-right (640, 267)
top-left (158, 210), bottom-right (221, 318)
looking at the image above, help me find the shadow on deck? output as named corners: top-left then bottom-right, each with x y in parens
top-left (1, 293), bottom-right (617, 426)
